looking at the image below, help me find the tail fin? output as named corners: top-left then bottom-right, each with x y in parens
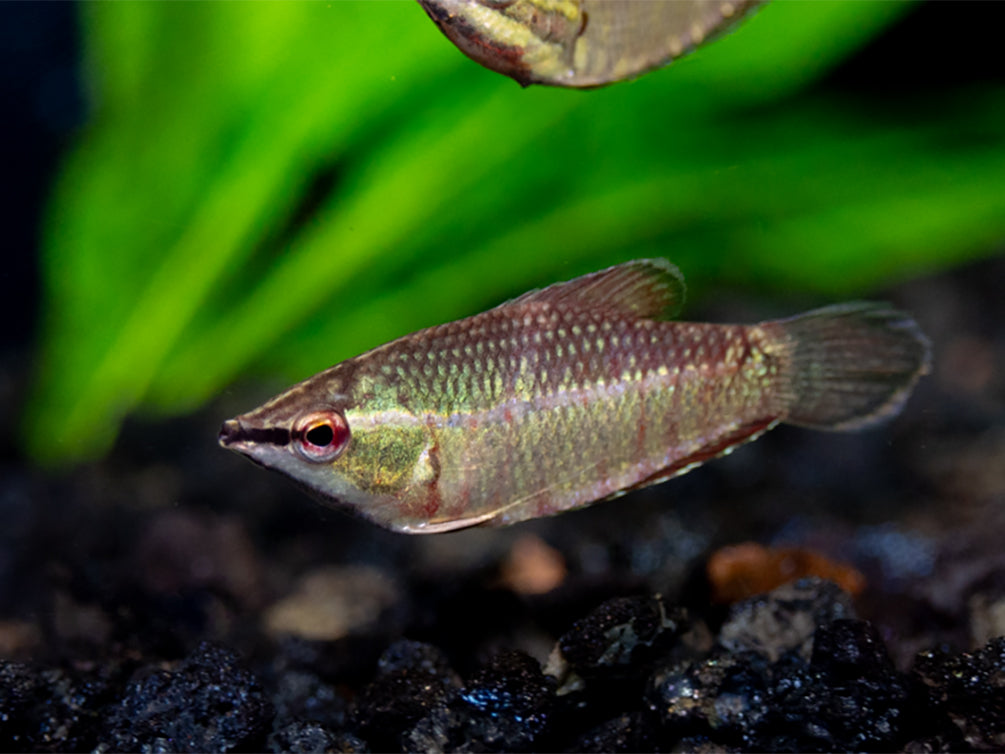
top-left (778, 303), bottom-right (931, 431)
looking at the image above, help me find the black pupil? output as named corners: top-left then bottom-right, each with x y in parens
top-left (305, 423), bottom-right (335, 447)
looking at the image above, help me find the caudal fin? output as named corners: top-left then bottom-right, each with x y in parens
top-left (778, 303), bottom-right (931, 431)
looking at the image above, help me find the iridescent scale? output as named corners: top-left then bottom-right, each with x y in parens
top-left (347, 301), bottom-right (785, 527)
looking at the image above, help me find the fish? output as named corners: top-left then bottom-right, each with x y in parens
top-left (219, 259), bottom-right (931, 534)
top-left (417, 0), bottom-right (761, 87)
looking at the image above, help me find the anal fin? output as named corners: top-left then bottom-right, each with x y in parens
top-left (622, 417), bottom-right (779, 494)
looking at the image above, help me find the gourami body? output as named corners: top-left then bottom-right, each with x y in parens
top-left (219, 259), bottom-right (930, 534)
top-left (417, 0), bottom-right (761, 87)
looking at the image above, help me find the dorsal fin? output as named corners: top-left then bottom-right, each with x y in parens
top-left (505, 259), bottom-right (686, 320)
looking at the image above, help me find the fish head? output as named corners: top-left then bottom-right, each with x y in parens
top-left (219, 376), bottom-right (356, 499)
top-left (219, 369), bottom-right (439, 532)
top-left (417, 0), bottom-right (584, 87)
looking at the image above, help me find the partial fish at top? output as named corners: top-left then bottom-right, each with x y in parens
top-left (417, 0), bottom-right (763, 87)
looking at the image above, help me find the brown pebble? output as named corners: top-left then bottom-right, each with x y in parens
top-left (707, 542), bottom-right (865, 603)
top-left (498, 534), bottom-right (566, 595)
top-left (264, 566), bottom-right (399, 641)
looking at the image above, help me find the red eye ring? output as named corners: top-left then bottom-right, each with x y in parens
top-left (292, 410), bottom-right (350, 463)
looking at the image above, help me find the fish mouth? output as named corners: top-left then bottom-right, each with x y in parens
top-left (218, 419), bottom-right (290, 449)
top-left (218, 419), bottom-right (241, 448)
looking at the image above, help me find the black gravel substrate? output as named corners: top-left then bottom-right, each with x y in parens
top-left (2, 580), bottom-right (1005, 751)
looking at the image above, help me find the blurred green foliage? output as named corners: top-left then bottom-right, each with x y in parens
top-left (27, 0), bottom-right (1005, 464)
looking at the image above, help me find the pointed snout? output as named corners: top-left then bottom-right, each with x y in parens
top-left (218, 417), bottom-right (292, 451)
top-left (218, 419), bottom-right (242, 448)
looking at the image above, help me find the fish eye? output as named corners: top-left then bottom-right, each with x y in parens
top-left (293, 410), bottom-right (350, 463)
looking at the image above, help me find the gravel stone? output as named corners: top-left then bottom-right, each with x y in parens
top-left (570, 710), bottom-right (660, 753)
top-left (403, 650), bottom-right (555, 753)
top-left (718, 578), bottom-right (855, 662)
top-left (912, 635), bottom-right (1005, 751)
top-left (353, 640), bottom-right (460, 750)
top-left (98, 641), bottom-right (273, 752)
top-left (268, 721), bottom-right (368, 753)
top-left (271, 669), bottom-right (349, 730)
top-left (649, 616), bottom-right (911, 751)
top-left (554, 595), bottom-right (689, 680)
top-left (0, 661), bottom-right (116, 752)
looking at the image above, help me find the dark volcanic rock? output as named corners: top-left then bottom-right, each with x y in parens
top-left (377, 638), bottom-right (459, 680)
top-left (571, 711), bottom-right (660, 753)
top-left (555, 594), bottom-right (690, 680)
top-left (458, 650), bottom-right (555, 740)
top-left (404, 650), bottom-right (556, 752)
top-left (770, 619), bottom-right (910, 751)
top-left (648, 595), bottom-right (910, 751)
top-left (718, 577), bottom-right (855, 662)
top-left (647, 646), bottom-right (778, 747)
top-left (98, 641), bottom-right (273, 753)
top-left (353, 640), bottom-right (460, 751)
top-left (271, 669), bottom-right (349, 730)
top-left (268, 721), bottom-right (369, 753)
top-left (912, 635), bottom-right (1005, 751)
top-left (0, 660), bottom-right (116, 752)
top-left (811, 616), bottom-right (897, 677)
top-left (0, 662), bottom-right (42, 750)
